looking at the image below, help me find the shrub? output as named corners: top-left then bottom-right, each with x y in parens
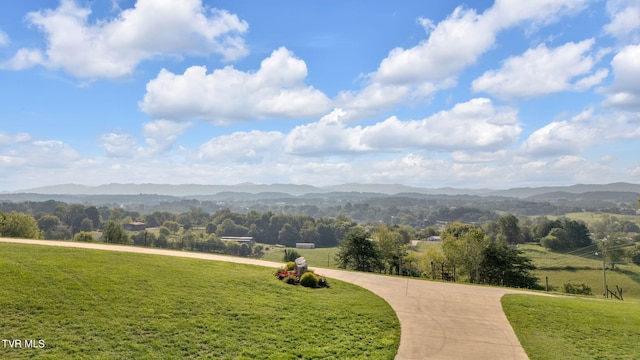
top-left (284, 275), bottom-right (297, 285)
top-left (74, 231), bottom-right (94, 242)
top-left (563, 282), bottom-right (592, 295)
top-left (283, 249), bottom-right (301, 262)
top-left (284, 261), bottom-right (295, 271)
top-left (318, 277), bottom-right (329, 288)
top-left (300, 272), bottom-right (319, 288)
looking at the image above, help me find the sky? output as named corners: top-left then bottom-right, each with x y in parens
top-left (1, 0), bottom-right (640, 191)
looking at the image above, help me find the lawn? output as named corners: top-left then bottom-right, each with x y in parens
top-left (261, 245), bottom-right (340, 269)
top-left (502, 294), bottom-right (640, 360)
top-left (0, 243), bottom-right (399, 359)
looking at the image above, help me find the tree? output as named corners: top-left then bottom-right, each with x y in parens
top-left (335, 227), bottom-right (380, 272)
top-left (80, 218), bottom-right (94, 232)
top-left (300, 220), bottom-right (319, 244)
top-left (101, 221), bottom-right (129, 244)
top-left (441, 223), bottom-right (488, 283)
top-left (278, 223), bottom-right (301, 247)
top-left (37, 214), bottom-right (60, 232)
top-left (478, 242), bottom-right (539, 289)
top-left (599, 235), bottom-right (628, 269)
top-left (540, 228), bottom-right (570, 251)
top-left (74, 231), bottom-right (94, 242)
top-left (162, 220), bottom-right (181, 233)
top-left (497, 215), bottom-right (523, 244)
top-left (375, 225), bottom-right (403, 275)
top-left (0, 211), bottom-right (42, 239)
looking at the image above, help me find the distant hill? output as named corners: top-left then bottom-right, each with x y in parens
top-left (11, 182), bottom-right (640, 200)
top-left (488, 182), bottom-right (640, 198)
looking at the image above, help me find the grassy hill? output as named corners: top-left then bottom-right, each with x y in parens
top-left (0, 243), bottom-right (399, 359)
top-left (520, 244), bottom-right (640, 300)
top-left (503, 294), bottom-right (640, 359)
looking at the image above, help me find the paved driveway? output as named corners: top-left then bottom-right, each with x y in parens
top-left (0, 238), bottom-right (532, 359)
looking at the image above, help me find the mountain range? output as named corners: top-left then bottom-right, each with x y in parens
top-left (7, 182), bottom-right (640, 199)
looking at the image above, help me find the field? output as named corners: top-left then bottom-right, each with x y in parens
top-left (0, 243), bottom-right (399, 359)
top-left (555, 212), bottom-right (640, 224)
top-left (502, 294), bottom-right (640, 359)
top-left (261, 245), bottom-right (340, 269)
top-left (519, 244), bottom-right (640, 299)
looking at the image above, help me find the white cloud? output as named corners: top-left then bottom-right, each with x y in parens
top-left (521, 107), bottom-right (640, 157)
top-left (0, 0), bottom-right (248, 79)
top-left (141, 120), bottom-right (191, 155)
top-left (0, 30), bottom-right (9, 46)
top-left (198, 130), bottom-right (284, 164)
top-left (603, 44), bottom-right (640, 110)
top-left (140, 47), bottom-right (331, 123)
top-left (99, 133), bottom-right (139, 158)
top-left (472, 39), bottom-right (608, 98)
top-left (0, 132), bottom-right (32, 145)
top-left (604, 0), bottom-right (640, 41)
top-left (0, 49), bottom-right (44, 71)
top-left (338, 0), bottom-right (590, 119)
top-left (284, 108), bottom-right (366, 155)
top-left (285, 98), bottom-right (521, 155)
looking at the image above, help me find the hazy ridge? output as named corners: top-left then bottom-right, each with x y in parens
top-left (6, 182), bottom-right (640, 199)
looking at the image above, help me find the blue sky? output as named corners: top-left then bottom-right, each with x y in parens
top-left (1, 0), bottom-right (640, 191)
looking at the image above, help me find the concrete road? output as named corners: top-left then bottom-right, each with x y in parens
top-left (0, 238), bottom-right (534, 359)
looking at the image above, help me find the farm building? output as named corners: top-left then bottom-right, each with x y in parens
top-left (295, 242), bottom-right (315, 249)
top-left (124, 222), bottom-right (147, 231)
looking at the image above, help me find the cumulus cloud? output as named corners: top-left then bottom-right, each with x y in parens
top-left (603, 44), bottom-right (640, 110)
top-left (521, 107), bottom-right (640, 157)
top-left (140, 47), bottom-right (331, 123)
top-left (604, 0), bottom-right (640, 41)
top-left (99, 133), bottom-right (139, 158)
top-left (285, 98), bottom-right (521, 155)
top-left (0, 139), bottom-right (81, 170)
top-left (0, 0), bottom-right (248, 78)
top-left (198, 130), bottom-right (284, 164)
top-left (472, 39), bottom-right (608, 99)
top-left (141, 120), bottom-right (191, 155)
top-left (338, 0), bottom-right (590, 119)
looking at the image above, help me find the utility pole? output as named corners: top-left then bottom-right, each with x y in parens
top-left (597, 239), bottom-right (607, 298)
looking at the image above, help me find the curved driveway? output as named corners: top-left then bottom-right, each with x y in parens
top-left (0, 238), bottom-right (532, 359)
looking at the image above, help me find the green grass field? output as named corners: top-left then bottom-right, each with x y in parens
top-left (554, 212), bottom-right (640, 225)
top-left (0, 243), bottom-right (399, 359)
top-left (502, 294), bottom-right (640, 360)
top-left (261, 245), bottom-right (340, 269)
top-left (519, 244), bottom-right (640, 299)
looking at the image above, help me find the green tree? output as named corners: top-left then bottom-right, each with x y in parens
top-left (283, 248), bottom-right (301, 262)
top-left (74, 231), bottom-right (94, 242)
top-left (335, 227), bottom-right (380, 272)
top-left (0, 211), bottom-right (42, 239)
top-left (441, 223), bottom-right (488, 283)
top-left (540, 228), bottom-right (570, 251)
top-left (497, 215), bottom-right (523, 244)
top-left (37, 214), bottom-right (61, 233)
top-left (478, 242), bottom-right (539, 288)
top-left (375, 225), bottom-right (403, 275)
top-left (80, 218), bottom-right (94, 232)
top-left (162, 220), bottom-right (181, 233)
top-left (278, 223), bottom-right (301, 247)
top-left (101, 221), bottom-right (129, 244)
top-left (599, 235), bottom-right (628, 270)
